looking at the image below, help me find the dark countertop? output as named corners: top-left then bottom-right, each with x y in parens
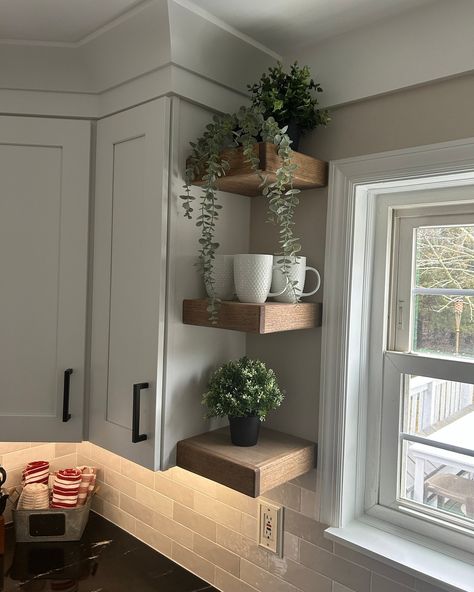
top-left (1, 511), bottom-right (217, 591)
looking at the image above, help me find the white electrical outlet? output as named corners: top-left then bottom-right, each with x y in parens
top-left (258, 500), bottom-right (283, 555)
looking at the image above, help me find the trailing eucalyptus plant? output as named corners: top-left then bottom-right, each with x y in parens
top-left (181, 104), bottom-right (302, 322)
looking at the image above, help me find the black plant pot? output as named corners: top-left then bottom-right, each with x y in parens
top-left (286, 120), bottom-right (302, 151)
top-left (228, 415), bottom-right (261, 447)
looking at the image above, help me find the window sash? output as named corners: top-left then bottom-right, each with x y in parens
top-left (380, 351), bottom-right (474, 506)
top-left (379, 352), bottom-right (474, 547)
top-left (392, 208), bottom-right (474, 353)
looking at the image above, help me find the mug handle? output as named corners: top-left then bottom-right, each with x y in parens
top-left (268, 265), bottom-right (290, 298)
top-left (301, 267), bottom-right (321, 297)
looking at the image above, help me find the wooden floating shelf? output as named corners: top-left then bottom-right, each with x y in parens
top-left (182, 300), bottom-right (322, 334)
top-left (177, 427), bottom-right (316, 497)
top-left (189, 142), bottom-right (328, 197)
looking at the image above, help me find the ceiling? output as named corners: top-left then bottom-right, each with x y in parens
top-left (0, 0), bottom-right (145, 43)
top-left (190, 0), bottom-right (439, 54)
top-left (0, 0), bottom-right (439, 50)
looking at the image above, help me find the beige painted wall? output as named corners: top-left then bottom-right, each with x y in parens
top-left (248, 72), bottom-right (474, 442)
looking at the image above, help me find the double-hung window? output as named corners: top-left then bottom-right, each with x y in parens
top-left (320, 140), bottom-right (474, 588)
top-left (377, 199), bottom-right (474, 551)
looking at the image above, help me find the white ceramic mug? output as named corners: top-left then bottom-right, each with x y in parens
top-left (234, 254), bottom-right (288, 304)
top-left (271, 256), bottom-right (321, 303)
top-left (205, 255), bottom-right (235, 300)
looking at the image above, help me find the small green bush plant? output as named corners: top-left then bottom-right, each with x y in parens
top-left (248, 62), bottom-right (330, 134)
top-left (202, 357), bottom-right (284, 421)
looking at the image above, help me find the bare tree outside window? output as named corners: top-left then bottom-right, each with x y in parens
top-left (413, 225), bottom-right (474, 358)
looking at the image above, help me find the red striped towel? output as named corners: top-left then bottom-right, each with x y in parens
top-left (76, 466), bottom-right (96, 506)
top-left (22, 461), bottom-right (49, 485)
top-left (51, 468), bottom-right (82, 509)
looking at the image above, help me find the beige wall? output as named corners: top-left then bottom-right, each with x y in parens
top-left (248, 72), bottom-right (474, 443)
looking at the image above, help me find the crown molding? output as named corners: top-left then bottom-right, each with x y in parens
top-left (0, 0), bottom-right (275, 113)
top-left (293, 0), bottom-right (474, 108)
top-left (170, 0), bottom-right (281, 61)
top-left (0, 63), bottom-right (249, 119)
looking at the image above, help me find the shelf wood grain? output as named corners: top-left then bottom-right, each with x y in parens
top-left (177, 427), bottom-right (316, 497)
top-left (182, 300), bottom-right (321, 333)
top-left (189, 142), bottom-right (328, 196)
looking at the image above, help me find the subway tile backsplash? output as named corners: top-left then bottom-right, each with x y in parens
top-left (0, 442), bottom-right (445, 592)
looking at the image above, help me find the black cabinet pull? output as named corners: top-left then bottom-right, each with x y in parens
top-left (132, 382), bottom-right (148, 443)
top-left (62, 368), bottom-right (73, 422)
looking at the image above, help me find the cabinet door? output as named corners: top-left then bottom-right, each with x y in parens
top-left (90, 99), bottom-right (169, 469)
top-left (0, 116), bottom-right (90, 441)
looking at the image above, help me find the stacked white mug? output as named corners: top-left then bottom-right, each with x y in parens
top-left (271, 256), bottom-right (321, 302)
top-left (205, 254), bottom-right (235, 300)
top-left (205, 253), bottom-right (321, 304)
top-left (233, 254), bottom-right (288, 303)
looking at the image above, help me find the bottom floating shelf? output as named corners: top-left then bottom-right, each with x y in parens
top-left (176, 426), bottom-right (316, 498)
top-left (182, 299), bottom-right (322, 334)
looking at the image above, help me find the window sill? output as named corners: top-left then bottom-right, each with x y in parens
top-left (325, 518), bottom-right (473, 592)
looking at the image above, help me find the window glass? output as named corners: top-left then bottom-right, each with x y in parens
top-left (412, 224), bottom-right (474, 359)
top-left (399, 374), bottom-right (474, 526)
top-left (403, 375), bottom-right (474, 436)
top-left (400, 440), bottom-right (474, 525)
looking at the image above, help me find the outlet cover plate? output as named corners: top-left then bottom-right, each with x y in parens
top-left (258, 500), bottom-right (283, 556)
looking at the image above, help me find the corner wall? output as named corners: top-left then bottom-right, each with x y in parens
top-left (247, 72), bottom-right (474, 445)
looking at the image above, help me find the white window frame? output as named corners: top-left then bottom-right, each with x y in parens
top-left (318, 137), bottom-right (474, 590)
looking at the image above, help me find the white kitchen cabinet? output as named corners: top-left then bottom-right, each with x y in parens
top-left (0, 116), bottom-right (91, 441)
top-left (89, 97), bottom-right (249, 470)
top-left (89, 98), bottom-right (170, 469)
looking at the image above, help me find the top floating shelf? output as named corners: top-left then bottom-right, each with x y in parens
top-left (189, 142), bottom-right (328, 197)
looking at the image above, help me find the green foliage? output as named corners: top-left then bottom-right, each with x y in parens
top-left (247, 62), bottom-right (330, 132)
top-left (180, 104), bottom-right (303, 321)
top-left (202, 357), bottom-right (284, 421)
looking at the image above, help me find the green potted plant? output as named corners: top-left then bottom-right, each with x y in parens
top-left (202, 357), bottom-right (284, 446)
top-left (248, 62), bottom-right (330, 150)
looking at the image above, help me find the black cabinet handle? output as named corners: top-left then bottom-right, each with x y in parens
top-left (62, 368), bottom-right (73, 422)
top-left (132, 382), bottom-right (148, 443)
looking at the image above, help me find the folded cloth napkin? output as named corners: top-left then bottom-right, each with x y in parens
top-left (22, 461), bottom-right (49, 485)
top-left (51, 468), bottom-right (82, 509)
top-left (18, 483), bottom-right (50, 510)
top-left (76, 466), bottom-right (96, 506)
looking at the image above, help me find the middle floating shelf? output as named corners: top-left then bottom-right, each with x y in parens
top-left (183, 299), bottom-right (322, 334)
